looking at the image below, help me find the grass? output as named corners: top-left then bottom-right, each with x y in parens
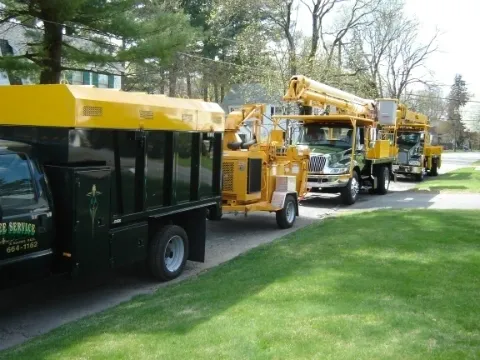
top-left (415, 161), bottom-right (480, 192)
top-left (3, 209), bottom-right (480, 360)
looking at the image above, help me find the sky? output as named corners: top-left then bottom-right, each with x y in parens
top-left (403, 0), bottom-right (479, 99)
top-left (296, 0), bottom-right (480, 117)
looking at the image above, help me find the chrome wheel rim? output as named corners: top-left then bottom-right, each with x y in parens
top-left (351, 177), bottom-right (359, 198)
top-left (286, 201), bottom-right (295, 223)
top-left (164, 235), bottom-right (185, 272)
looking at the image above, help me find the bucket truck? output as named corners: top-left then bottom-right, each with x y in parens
top-left (383, 101), bottom-right (442, 181)
top-left (274, 75), bottom-right (399, 205)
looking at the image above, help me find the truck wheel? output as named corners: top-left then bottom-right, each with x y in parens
top-left (148, 225), bottom-right (189, 281)
top-left (340, 171), bottom-right (359, 205)
top-left (206, 204), bottom-right (222, 221)
top-left (429, 161), bottom-right (438, 176)
top-left (276, 194), bottom-right (296, 229)
top-left (376, 166), bottom-right (390, 195)
top-left (414, 171), bottom-right (424, 182)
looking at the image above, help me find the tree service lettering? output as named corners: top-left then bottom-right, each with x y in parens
top-left (0, 222), bottom-right (36, 237)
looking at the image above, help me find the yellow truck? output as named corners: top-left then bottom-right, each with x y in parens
top-left (274, 75), bottom-right (399, 205)
top-left (381, 100), bottom-right (443, 181)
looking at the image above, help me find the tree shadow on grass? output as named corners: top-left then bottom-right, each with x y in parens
top-left (3, 210), bottom-right (480, 359)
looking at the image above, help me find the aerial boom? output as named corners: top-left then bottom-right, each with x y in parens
top-left (283, 75), bottom-right (375, 117)
top-left (397, 102), bottom-right (429, 126)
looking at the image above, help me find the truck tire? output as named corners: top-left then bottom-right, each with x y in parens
top-left (276, 194), bottom-right (297, 229)
top-left (148, 225), bottom-right (189, 281)
top-left (430, 160), bottom-right (438, 176)
top-left (414, 171), bottom-right (424, 182)
top-left (376, 165), bottom-right (390, 194)
top-left (206, 204), bottom-right (222, 221)
top-left (340, 171), bottom-right (360, 205)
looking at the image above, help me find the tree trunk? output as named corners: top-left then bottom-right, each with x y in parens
top-left (203, 85), bottom-right (208, 101)
top-left (289, 50), bottom-right (297, 77)
top-left (120, 37), bottom-right (127, 91)
top-left (39, 21), bottom-right (63, 84)
top-left (168, 69), bottom-right (177, 97)
top-left (186, 73), bottom-right (192, 98)
top-left (213, 82), bottom-right (219, 103)
top-left (309, 16), bottom-right (319, 64)
top-left (337, 42), bottom-right (342, 68)
top-left (220, 85), bottom-right (225, 103)
top-left (202, 58), bottom-right (209, 101)
top-left (160, 70), bottom-right (166, 94)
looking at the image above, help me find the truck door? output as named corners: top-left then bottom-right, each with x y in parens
top-left (0, 152), bottom-right (53, 282)
top-left (73, 168), bottom-right (111, 275)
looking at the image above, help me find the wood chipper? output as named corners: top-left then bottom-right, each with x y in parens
top-left (207, 104), bottom-right (310, 229)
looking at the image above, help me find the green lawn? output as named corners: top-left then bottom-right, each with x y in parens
top-left (3, 210), bottom-right (480, 360)
top-left (415, 161), bottom-right (480, 192)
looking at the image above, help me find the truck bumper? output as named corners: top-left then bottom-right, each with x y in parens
top-left (392, 165), bottom-right (423, 174)
top-left (307, 174), bottom-right (350, 188)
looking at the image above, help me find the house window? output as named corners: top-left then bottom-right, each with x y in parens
top-left (108, 75), bottom-right (115, 88)
top-left (98, 74), bottom-right (109, 88)
top-left (82, 71), bottom-right (91, 85)
top-left (71, 71), bottom-right (83, 85)
top-left (269, 106), bottom-right (284, 115)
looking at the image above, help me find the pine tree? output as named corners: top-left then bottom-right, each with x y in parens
top-left (0, 0), bottom-right (195, 84)
top-left (447, 74), bottom-right (470, 151)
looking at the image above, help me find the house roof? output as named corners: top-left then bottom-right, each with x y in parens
top-left (0, 22), bottom-right (125, 74)
top-left (222, 83), bottom-right (283, 108)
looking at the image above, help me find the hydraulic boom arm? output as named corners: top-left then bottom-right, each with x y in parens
top-left (283, 75), bottom-right (375, 117)
top-left (397, 102), bottom-right (429, 126)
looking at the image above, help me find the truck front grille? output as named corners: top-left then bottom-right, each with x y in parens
top-left (309, 155), bottom-right (326, 172)
top-left (398, 151), bottom-right (408, 164)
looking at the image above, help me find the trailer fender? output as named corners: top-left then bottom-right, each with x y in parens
top-left (271, 191), bottom-right (299, 216)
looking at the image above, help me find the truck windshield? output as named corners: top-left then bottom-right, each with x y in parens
top-left (0, 153), bottom-right (36, 209)
top-left (297, 124), bottom-right (353, 150)
top-left (397, 132), bottom-right (420, 145)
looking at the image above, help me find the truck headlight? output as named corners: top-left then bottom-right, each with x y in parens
top-left (409, 160), bottom-right (421, 166)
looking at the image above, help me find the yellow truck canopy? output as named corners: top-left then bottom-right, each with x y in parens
top-left (0, 84), bottom-right (225, 132)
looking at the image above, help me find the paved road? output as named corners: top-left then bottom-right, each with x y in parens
top-left (0, 151), bottom-right (479, 351)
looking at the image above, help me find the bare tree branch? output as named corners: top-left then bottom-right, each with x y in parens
top-left (324, 0), bottom-right (381, 69)
top-left (262, 0), bottom-right (299, 76)
top-left (300, 0), bottom-right (339, 65)
top-left (385, 26), bottom-right (439, 98)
